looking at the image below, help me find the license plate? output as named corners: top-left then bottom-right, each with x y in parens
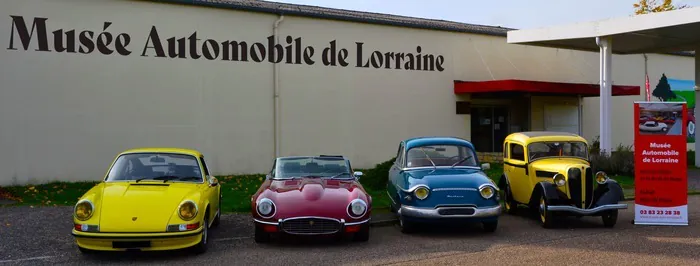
top-left (112, 241), bottom-right (151, 249)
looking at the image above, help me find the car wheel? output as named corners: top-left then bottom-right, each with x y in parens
top-left (482, 221), bottom-right (498, 233)
top-left (254, 224), bottom-right (271, 243)
top-left (212, 195), bottom-right (221, 228)
top-left (353, 224), bottom-right (370, 242)
top-left (398, 215), bottom-right (415, 234)
top-left (538, 195), bottom-right (554, 228)
top-left (192, 215), bottom-right (209, 254)
top-left (502, 182), bottom-right (517, 215)
top-left (602, 210), bottom-right (618, 228)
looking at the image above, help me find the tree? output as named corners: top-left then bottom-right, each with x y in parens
top-left (651, 73), bottom-right (677, 101)
top-left (633, 0), bottom-right (689, 15)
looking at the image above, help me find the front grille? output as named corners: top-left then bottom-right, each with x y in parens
top-left (438, 208), bottom-right (476, 215)
top-left (280, 218), bottom-right (341, 235)
top-left (584, 166), bottom-right (594, 208)
top-left (568, 167), bottom-right (582, 208)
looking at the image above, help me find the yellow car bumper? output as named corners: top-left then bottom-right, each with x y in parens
top-left (71, 227), bottom-right (204, 251)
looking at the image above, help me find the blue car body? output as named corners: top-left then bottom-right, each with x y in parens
top-left (386, 136), bottom-right (501, 232)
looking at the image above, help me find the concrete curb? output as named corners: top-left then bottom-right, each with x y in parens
top-left (369, 218), bottom-right (398, 227)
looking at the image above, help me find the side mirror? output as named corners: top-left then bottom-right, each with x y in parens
top-left (481, 163), bottom-right (491, 170)
top-left (354, 171), bottom-right (363, 179)
top-left (209, 176), bottom-right (219, 187)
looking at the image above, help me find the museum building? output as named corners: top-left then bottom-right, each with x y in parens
top-left (0, 0), bottom-right (695, 185)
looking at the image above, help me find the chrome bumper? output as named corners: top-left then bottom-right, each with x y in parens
top-left (398, 205), bottom-right (501, 219)
top-left (547, 203), bottom-right (628, 215)
top-left (253, 218), bottom-right (371, 226)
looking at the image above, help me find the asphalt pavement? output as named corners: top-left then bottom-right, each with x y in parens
top-left (1, 197), bottom-right (699, 266)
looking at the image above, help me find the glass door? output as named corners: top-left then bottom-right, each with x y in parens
top-left (470, 106), bottom-right (509, 152)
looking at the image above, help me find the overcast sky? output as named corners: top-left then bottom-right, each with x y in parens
top-left (270, 0), bottom-right (700, 29)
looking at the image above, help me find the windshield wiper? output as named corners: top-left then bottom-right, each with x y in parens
top-left (451, 155), bottom-right (473, 168)
top-left (152, 175), bottom-right (180, 183)
top-left (328, 172), bottom-right (351, 179)
top-left (134, 177), bottom-right (153, 183)
top-left (419, 148), bottom-right (437, 169)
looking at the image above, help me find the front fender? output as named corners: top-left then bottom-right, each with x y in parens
top-left (592, 179), bottom-right (625, 207)
top-left (532, 181), bottom-right (568, 206)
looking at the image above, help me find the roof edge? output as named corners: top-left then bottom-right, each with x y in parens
top-left (152, 0), bottom-right (694, 58)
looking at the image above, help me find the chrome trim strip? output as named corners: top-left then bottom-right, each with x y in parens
top-left (253, 219), bottom-right (279, 225)
top-left (397, 184), bottom-right (431, 193)
top-left (345, 218), bottom-right (371, 226)
top-left (279, 216), bottom-right (342, 223)
top-left (547, 204), bottom-right (628, 215)
top-left (432, 188), bottom-right (477, 191)
top-left (398, 205), bottom-right (501, 219)
top-left (399, 166), bottom-right (482, 171)
top-left (386, 191), bottom-right (397, 205)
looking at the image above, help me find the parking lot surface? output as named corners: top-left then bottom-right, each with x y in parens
top-left (1, 197), bottom-right (699, 265)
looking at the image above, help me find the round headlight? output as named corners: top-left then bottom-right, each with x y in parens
top-left (74, 200), bottom-right (94, 221)
top-left (256, 198), bottom-right (275, 218)
top-left (595, 171), bottom-right (608, 184)
top-left (414, 186), bottom-right (430, 200)
top-left (178, 200), bottom-right (198, 221)
top-left (553, 174), bottom-right (566, 187)
top-left (347, 199), bottom-right (368, 217)
top-left (479, 185), bottom-right (495, 199)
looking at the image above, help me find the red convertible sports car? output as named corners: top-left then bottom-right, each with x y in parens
top-left (251, 155), bottom-right (371, 243)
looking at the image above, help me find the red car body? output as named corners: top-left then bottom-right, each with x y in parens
top-left (251, 156), bottom-right (372, 243)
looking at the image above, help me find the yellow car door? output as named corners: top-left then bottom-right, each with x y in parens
top-left (504, 142), bottom-right (529, 204)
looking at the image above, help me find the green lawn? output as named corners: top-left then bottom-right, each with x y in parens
top-left (0, 163), bottom-right (662, 212)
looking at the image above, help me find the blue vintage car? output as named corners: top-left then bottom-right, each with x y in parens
top-left (386, 136), bottom-right (501, 233)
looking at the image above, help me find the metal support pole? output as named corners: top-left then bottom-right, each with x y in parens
top-left (596, 36), bottom-right (613, 155)
top-left (694, 51), bottom-right (700, 166)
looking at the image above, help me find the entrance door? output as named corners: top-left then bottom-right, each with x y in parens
top-left (470, 106), bottom-right (509, 152)
top-left (544, 105), bottom-right (580, 134)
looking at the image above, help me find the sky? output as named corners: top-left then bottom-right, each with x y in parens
top-left (269, 0), bottom-right (700, 29)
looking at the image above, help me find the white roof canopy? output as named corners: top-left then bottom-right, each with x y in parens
top-left (507, 7), bottom-right (700, 54)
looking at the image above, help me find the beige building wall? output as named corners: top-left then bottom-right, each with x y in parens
top-left (0, 0), bottom-right (694, 185)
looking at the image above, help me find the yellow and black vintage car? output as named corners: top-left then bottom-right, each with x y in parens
top-left (498, 131), bottom-right (628, 228)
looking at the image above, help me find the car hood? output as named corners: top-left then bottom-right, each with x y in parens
top-left (97, 182), bottom-right (200, 232)
top-left (257, 178), bottom-right (368, 220)
top-left (529, 158), bottom-right (590, 175)
top-left (403, 168), bottom-right (494, 189)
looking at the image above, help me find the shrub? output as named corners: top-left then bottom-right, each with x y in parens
top-left (588, 136), bottom-right (634, 176)
top-left (689, 150), bottom-right (695, 167)
top-left (357, 157), bottom-right (395, 191)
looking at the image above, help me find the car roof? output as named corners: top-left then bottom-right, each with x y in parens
top-left (403, 136), bottom-right (475, 150)
top-left (276, 155), bottom-right (348, 160)
top-left (505, 131), bottom-right (588, 144)
top-left (119, 147), bottom-right (203, 157)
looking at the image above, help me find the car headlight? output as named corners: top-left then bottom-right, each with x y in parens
top-left (553, 173), bottom-right (566, 187)
top-left (347, 199), bottom-right (368, 218)
top-left (256, 198), bottom-right (276, 218)
top-left (479, 185), bottom-right (495, 199)
top-left (178, 200), bottom-right (198, 221)
top-left (414, 186), bottom-right (430, 200)
top-left (595, 171), bottom-right (608, 184)
top-left (74, 200), bottom-right (94, 221)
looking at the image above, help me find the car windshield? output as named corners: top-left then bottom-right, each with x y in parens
top-left (273, 157), bottom-right (352, 179)
top-left (527, 141), bottom-right (588, 161)
top-left (105, 153), bottom-right (203, 183)
top-left (405, 145), bottom-right (478, 168)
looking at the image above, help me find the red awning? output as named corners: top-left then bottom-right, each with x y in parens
top-left (454, 79), bottom-right (640, 96)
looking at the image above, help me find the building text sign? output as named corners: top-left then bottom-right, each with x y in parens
top-left (633, 101), bottom-right (688, 226)
top-left (6, 16), bottom-right (446, 72)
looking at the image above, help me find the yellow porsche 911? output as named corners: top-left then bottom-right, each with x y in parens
top-left (71, 148), bottom-right (222, 254)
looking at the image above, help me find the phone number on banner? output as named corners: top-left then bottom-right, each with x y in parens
top-left (639, 210), bottom-right (681, 215)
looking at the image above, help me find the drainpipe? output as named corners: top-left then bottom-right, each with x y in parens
top-left (273, 14), bottom-right (285, 158)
